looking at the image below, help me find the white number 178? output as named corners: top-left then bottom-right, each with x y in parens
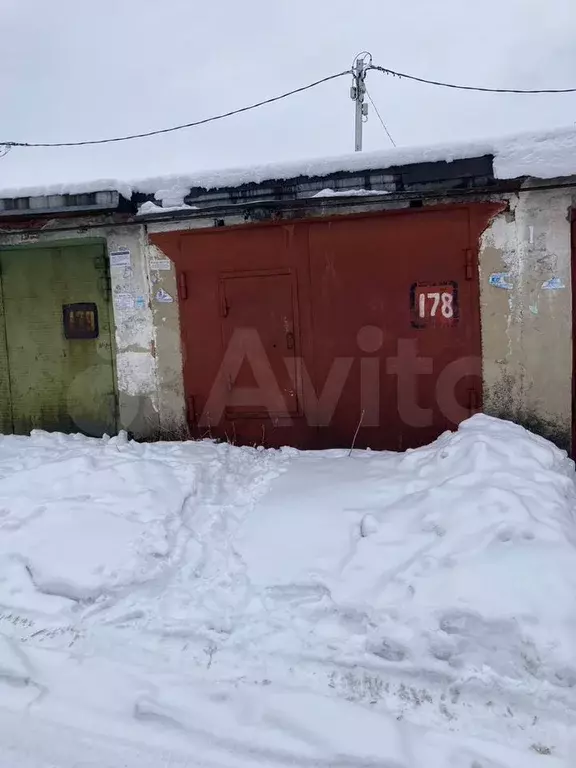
top-left (419, 292), bottom-right (454, 319)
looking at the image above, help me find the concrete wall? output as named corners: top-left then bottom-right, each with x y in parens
top-left (104, 225), bottom-right (157, 436)
top-left (479, 183), bottom-right (574, 450)
top-left (145, 240), bottom-right (186, 437)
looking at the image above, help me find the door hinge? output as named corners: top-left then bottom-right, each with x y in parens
top-left (186, 394), bottom-right (196, 425)
top-left (468, 387), bottom-right (481, 414)
top-left (178, 272), bottom-right (188, 301)
top-left (98, 275), bottom-right (112, 302)
top-left (464, 248), bottom-right (474, 280)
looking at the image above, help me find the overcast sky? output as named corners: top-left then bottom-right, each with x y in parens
top-left (1, 0), bottom-right (576, 189)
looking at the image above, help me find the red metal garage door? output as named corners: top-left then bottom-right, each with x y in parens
top-left (152, 204), bottom-right (499, 450)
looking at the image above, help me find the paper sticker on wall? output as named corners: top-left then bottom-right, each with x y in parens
top-left (155, 288), bottom-right (174, 304)
top-left (109, 249), bottom-right (132, 268)
top-left (150, 258), bottom-right (171, 271)
top-left (541, 277), bottom-right (565, 291)
top-left (114, 292), bottom-right (135, 310)
top-left (489, 272), bottom-right (513, 290)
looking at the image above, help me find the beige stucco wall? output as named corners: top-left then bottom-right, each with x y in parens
top-left (145, 241), bottom-right (186, 437)
top-left (479, 184), bottom-right (575, 450)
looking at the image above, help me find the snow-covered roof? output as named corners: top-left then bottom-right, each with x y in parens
top-left (1, 125), bottom-right (575, 204)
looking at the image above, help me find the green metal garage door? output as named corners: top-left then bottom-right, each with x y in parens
top-left (0, 243), bottom-right (117, 436)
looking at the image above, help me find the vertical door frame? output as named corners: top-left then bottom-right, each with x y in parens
top-left (0, 252), bottom-right (14, 433)
top-left (570, 208), bottom-right (576, 458)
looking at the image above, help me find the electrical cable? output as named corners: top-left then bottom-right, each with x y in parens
top-left (369, 64), bottom-right (576, 94)
top-left (365, 87), bottom-right (396, 146)
top-left (1, 70), bottom-right (352, 148)
top-left (3, 60), bottom-right (576, 151)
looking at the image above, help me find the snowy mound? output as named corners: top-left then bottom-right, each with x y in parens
top-left (0, 416), bottom-right (574, 766)
top-left (0, 432), bottom-right (198, 604)
top-left (231, 416), bottom-right (576, 693)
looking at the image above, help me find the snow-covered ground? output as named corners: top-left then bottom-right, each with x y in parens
top-left (0, 415), bottom-right (575, 767)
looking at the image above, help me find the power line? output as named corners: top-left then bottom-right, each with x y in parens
top-left (365, 87), bottom-right (396, 147)
top-left (1, 70), bottom-right (352, 148)
top-left (3, 59), bottom-right (576, 153)
top-left (369, 65), bottom-right (576, 94)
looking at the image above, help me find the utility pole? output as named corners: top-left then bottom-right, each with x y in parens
top-left (351, 55), bottom-right (369, 152)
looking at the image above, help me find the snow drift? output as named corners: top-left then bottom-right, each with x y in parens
top-left (0, 415), bottom-right (574, 766)
top-left (2, 124), bottom-right (576, 203)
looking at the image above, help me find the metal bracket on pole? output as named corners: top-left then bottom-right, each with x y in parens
top-left (351, 52), bottom-right (371, 152)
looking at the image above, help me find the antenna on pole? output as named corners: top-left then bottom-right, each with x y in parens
top-left (351, 52), bottom-right (372, 151)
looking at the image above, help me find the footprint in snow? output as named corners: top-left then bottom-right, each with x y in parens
top-left (360, 514), bottom-right (379, 538)
top-left (368, 637), bottom-right (408, 662)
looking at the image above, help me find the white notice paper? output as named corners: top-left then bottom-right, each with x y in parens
top-left (155, 288), bottom-right (174, 304)
top-left (110, 249), bottom-right (132, 268)
top-left (114, 292), bottom-right (135, 310)
top-left (149, 258), bottom-right (171, 271)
